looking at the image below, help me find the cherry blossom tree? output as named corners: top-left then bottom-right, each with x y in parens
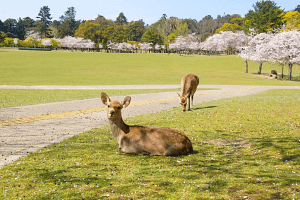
top-left (168, 33), bottom-right (200, 55)
top-left (139, 42), bottom-right (152, 53)
top-left (245, 32), bottom-right (274, 74)
top-left (174, 36), bottom-right (187, 55)
top-left (42, 39), bottom-right (51, 48)
top-left (185, 33), bottom-right (200, 54)
top-left (267, 30), bottom-right (300, 80)
top-left (238, 46), bottom-right (253, 73)
top-left (13, 38), bottom-right (18, 47)
top-left (107, 40), bottom-right (116, 52)
top-left (98, 43), bottom-right (103, 51)
top-left (56, 36), bottom-right (95, 51)
top-left (154, 44), bottom-right (166, 53)
top-left (239, 30), bottom-right (300, 80)
top-left (202, 31), bottom-right (248, 55)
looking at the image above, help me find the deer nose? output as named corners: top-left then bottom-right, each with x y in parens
top-left (110, 110), bottom-right (115, 115)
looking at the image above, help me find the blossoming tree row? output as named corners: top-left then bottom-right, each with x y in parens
top-left (238, 30), bottom-right (300, 80)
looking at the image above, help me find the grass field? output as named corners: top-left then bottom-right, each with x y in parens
top-left (0, 89), bottom-right (180, 108)
top-left (0, 88), bottom-right (219, 108)
top-left (1, 49), bottom-right (300, 86)
top-left (0, 90), bottom-right (299, 199)
top-left (1, 49), bottom-right (300, 199)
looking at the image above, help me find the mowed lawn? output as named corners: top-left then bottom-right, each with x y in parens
top-left (1, 49), bottom-right (300, 86)
top-left (0, 89), bottom-right (299, 199)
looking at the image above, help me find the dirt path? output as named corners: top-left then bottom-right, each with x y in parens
top-left (1, 85), bottom-right (300, 168)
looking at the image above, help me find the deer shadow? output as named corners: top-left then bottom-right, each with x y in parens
top-left (192, 106), bottom-right (217, 111)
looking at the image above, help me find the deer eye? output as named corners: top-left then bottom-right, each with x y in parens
top-left (108, 105), bottom-right (110, 108)
top-left (117, 106), bottom-right (121, 109)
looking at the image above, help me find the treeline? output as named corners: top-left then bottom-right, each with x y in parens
top-left (0, 1), bottom-right (300, 48)
top-left (0, 7), bottom-right (240, 45)
top-left (0, 7), bottom-right (80, 40)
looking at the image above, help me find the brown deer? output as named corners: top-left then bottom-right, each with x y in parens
top-left (177, 74), bottom-right (199, 112)
top-left (101, 92), bottom-right (193, 156)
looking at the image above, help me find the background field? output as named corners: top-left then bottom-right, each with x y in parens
top-left (0, 89), bottom-right (299, 199)
top-left (1, 49), bottom-right (300, 86)
top-left (0, 89), bottom-right (182, 108)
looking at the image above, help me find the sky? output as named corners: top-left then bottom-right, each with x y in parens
top-left (0, 0), bottom-right (298, 25)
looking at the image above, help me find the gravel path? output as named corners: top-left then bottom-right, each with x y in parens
top-left (1, 85), bottom-right (300, 168)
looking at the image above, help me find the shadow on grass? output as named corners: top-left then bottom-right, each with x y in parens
top-left (253, 73), bottom-right (300, 82)
top-left (250, 136), bottom-right (300, 163)
top-left (193, 106), bottom-right (217, 110)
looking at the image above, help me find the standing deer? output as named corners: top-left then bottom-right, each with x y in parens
top-left (178, 74), bottom-right (199, 112)
top-left (101, 92), bottom-right (193, 156)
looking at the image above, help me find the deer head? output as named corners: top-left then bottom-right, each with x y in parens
top-left (177, 93), bottom-right (187, 112)
top-left (101, 92), bottom-right (131, 121)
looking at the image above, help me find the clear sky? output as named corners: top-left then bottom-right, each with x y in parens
top-left (0, 0), bottom-right (298, 25)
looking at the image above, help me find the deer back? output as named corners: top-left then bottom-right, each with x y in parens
top-left (118, 125), bottom-right (193, 156)
top-left (180, 74), bottom-right (199, 97)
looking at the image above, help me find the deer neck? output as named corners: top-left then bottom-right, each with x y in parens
top-left (108, 117), bottom-right (130, 139)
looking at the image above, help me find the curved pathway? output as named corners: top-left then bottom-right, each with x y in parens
top-left (1, 85), bottom-right (300, 168)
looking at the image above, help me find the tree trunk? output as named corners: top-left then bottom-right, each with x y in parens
top-left (281, 65), bottom-right (284, 79)
top-left (245, 60), bottom-right (248, 73)
top-left (258, 61), bottom-right (263, 74)
top-left (288, 63), bottom-right (293, 80)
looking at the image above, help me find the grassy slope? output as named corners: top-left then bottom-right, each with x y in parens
top-left (0, 90), bottom-right (299, 199)
top-left (1, 49), bottom-right (300, 86)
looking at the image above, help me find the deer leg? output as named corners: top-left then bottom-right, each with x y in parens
top-left (191, 93), bottom-right (194, 108)
top-left (187, 96), bottom-right (191, 111)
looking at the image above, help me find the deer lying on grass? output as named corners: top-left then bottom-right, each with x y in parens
top-left (101, 92), bottom-right (193, 156)
top-left (178, 74), bottom-right (199, 112)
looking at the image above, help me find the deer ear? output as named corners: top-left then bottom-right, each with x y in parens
top-left (101, 92), bottom-right (111, 105)
top-left (177, 93), bottom-right (181, 97)
top-left (122, 96), bottom-right (131, 108)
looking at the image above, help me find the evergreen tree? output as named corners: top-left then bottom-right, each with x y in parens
top-left (160, 14), bottom-right (167, 20)
top-left (244, 0), bottom-right (284, 33)
top-left (125, 20), bottom-right (145, 41)
top-left (0, 20), bottom-right (5, 32)
top-left (36, 6), bottom-right (52, 38)
top-left (58, 7), bottom-right (78, 37)
top-left (95, 15), bottom-right (114, 30)
top-left (15, 18), bottom-right (26, 40)
top-left (4, 18), bottom-right (17, 38)
top-left (295, 5), bottom-right (300, 13)
top-left (116, 12), bottom-right (128, 25)
top-left (141, 27), bottom-right (164, 45)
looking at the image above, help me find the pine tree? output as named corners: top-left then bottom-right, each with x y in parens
top-left (36, 6), bottom-right (52, 38)
top-left (244, 0), bottom-right (283, 33)
top-left (116, 12), bottom-right (128, 26)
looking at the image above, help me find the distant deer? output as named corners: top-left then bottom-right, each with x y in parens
top-left (177, 74), bottom-right (199, 111)
top-left (101, 92), bottom-right (193, 156)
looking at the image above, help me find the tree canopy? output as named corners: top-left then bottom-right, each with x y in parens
top-left (36, 6), bottom-right (52, 38)
top-left (115, 12), bottom-right (128, 26)
top-left (141, 27), bottom-right (164, 45)
top-left (282, 11), bottom-right (300, 30)
top-left (244, 0), bottom-right (284, 33)
top-left (1, 1), bottom-right (300, 50)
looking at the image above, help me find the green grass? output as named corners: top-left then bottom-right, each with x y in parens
top-left (1, 49), bottom-right (300, 86)
top-left (1, 89), bottom-right (299, 199)
top-left (0, 89), bottom-right (182, 108)
top-left (0, 88), bottom-right (217, 108)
